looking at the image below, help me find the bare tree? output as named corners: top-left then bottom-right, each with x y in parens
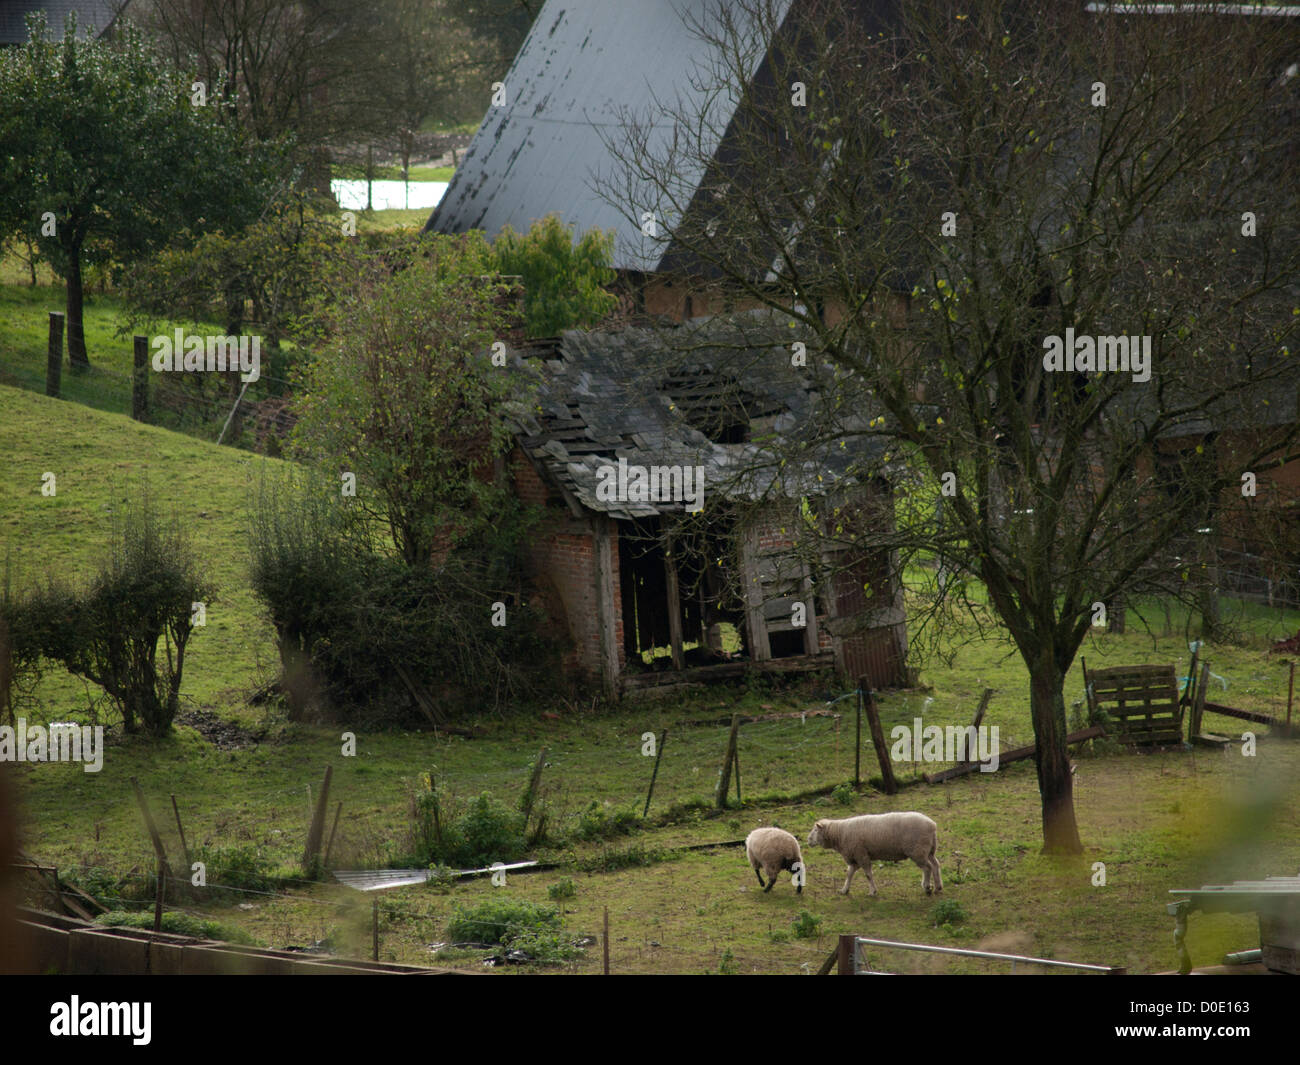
top-left (598, 0), bottom-right (1300, 852)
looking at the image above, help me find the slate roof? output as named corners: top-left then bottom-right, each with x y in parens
top-left (0, 1), bottom-right (125, 45)
top-left (426, 0), bottom-right (797, 272)
top-left (512, 310), bottom-right (888, 519)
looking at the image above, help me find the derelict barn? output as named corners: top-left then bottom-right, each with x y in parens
top-left (508, 313), bottom-right (909, 699)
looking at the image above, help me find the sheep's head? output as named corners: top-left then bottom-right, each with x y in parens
top-left (807, 821), bottom-right (827, 848)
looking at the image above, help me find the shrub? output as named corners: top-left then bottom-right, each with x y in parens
top-left (547, 878), bottom-right (576, 901)
top-left (190, 844), bottom-right (277, 900)
top-left (716, 948), bottom-right (738, 975)
top-left (791, 910), bottom-right (823, 939)
top-left (455, 793), bottom-right (527, 868)
top-left (405, 781), bottom-right (527, 869)
top-left (446, 896), bottom-right (562, 947)
top-left (5, 482), bottom-right (214, 735)
top-left (572, 801), bottom-right (640, 842)
top-left (249, 469), bottom-right (562, 724)
top-left (932, 899), bottom-right (967, 927)
top-left (832, 782), bottom-right (854, 806)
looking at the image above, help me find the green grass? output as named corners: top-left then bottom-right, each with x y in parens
top-left (332, 163), bottom-right (455, 183)
top-left (4, 381), bottom-right (1300, 973)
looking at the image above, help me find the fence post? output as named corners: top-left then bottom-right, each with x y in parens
top-left (603, 907), bottom-right (610, 975)
top-left (372, 898), bottom-right (379, 961)
top-left (643, 729), bottom-right (667, 818)
top-left (1288, 662), bottom-right (1294, 727)
top-left (302, 766), bottom-right (332, 872)
top-left (854, 683), bottom-right (862, 789)
top-left (715, 714), bottom-right (741, 809)
top-left (132, 335), bottom-right (149, 421)
top-left (837, 934), bottom-right (856, 975)
top-left (46, 311), bottom-right (64, 398)
top-left (862, 687), bottom-right (898, 794)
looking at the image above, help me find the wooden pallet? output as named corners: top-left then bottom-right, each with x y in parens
top-left (1085, 662), bottom-right (1183, 746)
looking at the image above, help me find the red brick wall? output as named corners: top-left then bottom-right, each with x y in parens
top-left (510, 446), bottom-right (625, 685)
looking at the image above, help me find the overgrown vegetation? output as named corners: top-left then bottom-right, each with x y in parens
top-left (98, 909), bottom-right (259, 946)
top-left (1, 480), bottom-right (213, 734)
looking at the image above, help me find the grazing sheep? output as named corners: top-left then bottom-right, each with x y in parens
top-left (745, 827), bottom-right (805, 894)
top-left (807, 813), bottom-right (942, 897)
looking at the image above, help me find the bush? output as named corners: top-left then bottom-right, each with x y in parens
top-left (446, 896), bottom-right (561, 947)
top-left (791, 910), bottom-right (823, 939)
top-left (249, 469), bottom-right (561, 725)
top-left (932, 899), bottom-right (967, 927)
top-left (190, 844), bottom-right (277, 900)
top-left (405, 782), bottom-right (527, 869)
top-left (831, 783), bottom-right (854, 806)
top-left (4, 483), bottom-right (214, 735)
top-left (575, 844), bottom-right (669, 873)
top-left (572, 801), bottom-right (640, 842)
top-left (547, 877), bottom-right (576, 901)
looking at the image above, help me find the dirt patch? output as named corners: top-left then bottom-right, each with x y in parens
top-left (176, 708), bottom-right (265, 750)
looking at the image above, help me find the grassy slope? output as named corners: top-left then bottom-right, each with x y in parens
top-left (3, 383), bottom-right (1299, 973)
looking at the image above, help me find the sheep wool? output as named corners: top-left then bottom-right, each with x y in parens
top-left (807, 812), bottom-right (942, 897)
top-left (744, 827), bottom-right (805, 894)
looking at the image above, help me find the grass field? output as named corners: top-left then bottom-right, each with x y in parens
top-left (4, 383), bottom-right (1299, 974)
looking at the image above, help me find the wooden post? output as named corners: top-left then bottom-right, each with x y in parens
top-left (302, 765), bottom-right (333, 871)
top-left (45, 311), bottom-right (63, 398)
top-left (861, 687), bottom-right (898, 794)
top-left (1190, 662), bottom-right (1211, 738)
top-left (1288, 662), bottom-right (1294, 727)
top-left (855, 682), bottom-right (863, 789)
top-left (643, 729), bottom-right (667, 818)
top-left (603, 907), bottom-right (610, 975)
top-left (372, 898), bottom-right (379, 961)
top-left (837, 933), bottom-right (856, 975)
top-left (716, 714), bottom-right (741, 808)
top-left (732, 742), bottom-right (742, 803)
top-left (132, 335), bottom-right (149, 421)
top-left (521, 747), bottom-right (548, 820)
top-left (153, 860), bottom-right (167, 934)
top-left (323, 801), bottom-right (343, 869)
top-left (170, 794), bottom-right (190, 872)
top-left (131, 777), bottom-right (170, 870)
top-left (664, 534), bottom-right (684, 671)
top-left (962, 689), bottom-right (993, 765)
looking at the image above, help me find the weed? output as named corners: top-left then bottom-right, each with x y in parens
top-left (791, 910), bottom-right (822, 939)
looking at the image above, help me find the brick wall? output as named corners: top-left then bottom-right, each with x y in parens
top-left (511, 446), bottom-right (625, 685)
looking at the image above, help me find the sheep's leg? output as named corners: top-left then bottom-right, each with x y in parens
top-left (930, 853), bottom-right (943, 894)
top-left (763, 866), bottom-right (777, 893)
top-left (863, 859), bottom-right (877, 896)
top-left (919, 857), bottom-right (931, 895)
top-left (839, 861), bottom-right (857, 895)
top-left (753, 865), bottom-right (766, 889)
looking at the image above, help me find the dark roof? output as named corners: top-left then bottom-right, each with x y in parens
top-left (512, 309), bottom-right (888, 519)
top-left (0, 1), bottom-right (125, 45)
top-left (426, 0), bottom-right (797, 272)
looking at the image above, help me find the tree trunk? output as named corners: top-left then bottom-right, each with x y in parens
top-left (1028, 650), bottom-right (1083, 854)
top-left (65, 246), bottom-right (89, 369)
top-left (1107, 594), bottom-right (1125, 634)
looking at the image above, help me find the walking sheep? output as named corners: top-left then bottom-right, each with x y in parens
top-left (745, 827), bottom-right (805, 894)
top-left (807, 813), bottom-right (942, 897)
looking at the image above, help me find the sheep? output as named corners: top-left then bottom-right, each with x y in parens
top-left (744, 827), bottom-right (805, 894)
top-left (806, 812), bottom-right (942, 897)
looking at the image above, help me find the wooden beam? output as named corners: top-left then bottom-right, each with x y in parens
top-left (861, 686), bottom-right (897, 794)
top-left (592, 515), bottom-right (621, 699)
top-left (740, 525), bottom-right (771, 662)
top-left (922, 726), bottom-right (1105, 784)
top-left (801, 568), bottom-right (819, 656)
top-left (663, 531), bottom-right (684, 671)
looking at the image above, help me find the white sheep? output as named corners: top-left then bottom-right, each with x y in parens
top-left (806, 812), bottom-right (942, 896)
top-left (744, 827), bottom-right (805, 894)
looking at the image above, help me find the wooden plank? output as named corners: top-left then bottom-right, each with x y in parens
top-left (923, 726), bottom-right (1104, 784)
top-left (740, 525), bottom-right (771, 662)
top-left (663, 532), bottom-right (685, 672)
top-left (593, 515), bottom-right (621, 699)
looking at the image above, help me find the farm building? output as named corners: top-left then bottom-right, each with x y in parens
top-left (508, 311), bottom-right (909, 698)
top-left (0, 1), bottom-right (126, 46)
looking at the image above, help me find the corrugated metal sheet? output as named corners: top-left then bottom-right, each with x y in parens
top-left (428, 0), bottom-right (795, 271)
top-left (1, 1), bottom-right (121, 45)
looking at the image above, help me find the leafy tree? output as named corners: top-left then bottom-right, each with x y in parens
top-left (291, 232), bottom-right (531, 566)
top-left (599, 0), bottom-right (1300, 852)
top-left (0, 12), bottom-right (281, 367)
top-left (492, 216), bottom-right (617, 338)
